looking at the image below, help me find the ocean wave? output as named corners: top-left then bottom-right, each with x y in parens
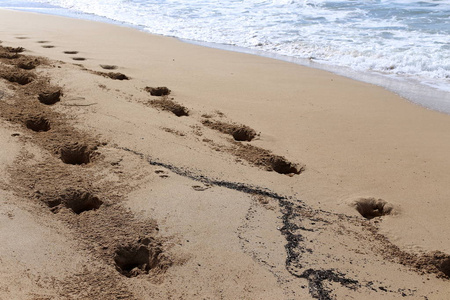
top-left (11, 0), bottom-right (450, 89)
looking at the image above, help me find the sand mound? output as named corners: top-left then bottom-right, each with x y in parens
top-left (352, 197), bottom-right (393, 219)
top-left (202, 119), bottom-right (257, 141)
top-left (145, 86), bottom-right (171, 96)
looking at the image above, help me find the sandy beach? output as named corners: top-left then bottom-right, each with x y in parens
top-left (0, 9), bottom-right (449, 299)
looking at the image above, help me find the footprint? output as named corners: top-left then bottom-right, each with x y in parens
top-left (15, 37), bottom-right (29, 39)
top-left (42, 45), bottom-right (55, 48)
top-left (351, 197), bottom-right (394, 219)
top-left (154, 169), bottom-right (169, 178)
top-left (100, 64), bottom-right (118, 70)
top-left (64, 51), bottom-right (79, 54)
top-left (192, 185), bottom-right (210, 191)
top-left (72, 57), bottom-right (86, 61)
top-left (37, 41), bottom-right (50, 44)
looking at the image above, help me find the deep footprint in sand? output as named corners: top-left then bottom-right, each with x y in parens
top-left (64, 51), bottom-right (79, 54)
top-left (352, 197), bottom-right (394, 219)
top-left (148, 98), bottom-right (189, 117)
top-left (100, 64), bottom-right (118, 70)
top-left (72, 57), bottom-right (86, 61)
top-left (94, 71), bottom-right (129, 80)
top-left (145, 86), bottom-right (171, 96)
top-left (17, 58), bottom-right (40, 70)
top-left (192, 185), bottom-right (210, 191)
top-left (155, 169), bottom-right (169, 178)
top-left (114, 238), bottom-right (168, 278)
top-left (60, 142), bottom-right (96, 165)
top-left (42, 45), bottom-right (55, 48)
top-left (43, 189), bottom-right (103, 214)
top-left (38, 89), bottom-right (62, 105)
top-left (201, 119), bottom-right (257, 142)
top-left (0, 69), bottom-right (34, 85)
top-left (25, 116), bottom-right (51, 132)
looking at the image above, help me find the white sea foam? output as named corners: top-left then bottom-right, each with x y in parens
top-left (3, 0), bottom-right (450, 110)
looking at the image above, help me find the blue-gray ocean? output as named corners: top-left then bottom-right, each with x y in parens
top-left (2, 0), bottom-right (449, 112)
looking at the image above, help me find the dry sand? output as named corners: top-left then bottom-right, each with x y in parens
top-left (0, 9), bottom-right (449, 299)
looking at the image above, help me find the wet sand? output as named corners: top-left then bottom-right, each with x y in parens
top-left (0, 9), bottom-right (449, 299)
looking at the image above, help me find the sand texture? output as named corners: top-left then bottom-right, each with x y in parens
top-left (0, 9), bottom-right (449, 299)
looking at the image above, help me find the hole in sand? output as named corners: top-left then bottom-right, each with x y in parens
top-left (72, 57), bottom-right (86, 61)
top-left (232, 127), bottom-right (257, 141)
top-left (4, 46), bottom-right (25, 53)
top-left (63, 51), bottom-right (78, 54)
top-left (149, 97), bottom-right (189, 117)
top-left (1, 70), bottom-right (34, 85)
top-left (42, 45), bottom-right (55, 49)
top-left (441, 259), bottom-right (450, 277)
top-left (60, 142), bottom-right (95, 165)
top-left (17, 58), bottom-right (40, 70)
top-left (96, 71), bottom-right (129, 80)
top-left (417, 251), bottom-right (450, 278)
top-left (231, 142), bottom-right (304, 175)
top-left (0, 52), bottom-right (19, 59)
top-left (145, 86), bottom-right (171, 96)
top-left (100, 64), bottom-right (118, 70)
top-left (37, 41), bottom-right (49, 44)
top-left (114, 239), bottom-right (165, 278)
top-left (44, 189), bottom-right (103, 214)
top-left (38, 90), bottom-right (61, 105)
top-left (201, 119), bottom-right (257, 141)
top-left (60, 189), bottom-right (102, 214)
top-left (269, 156), bottom-right (303, 175)
top-left (26, 116), bottom-right (51, 132)
top-left (353, 197), bottom-right (393, 219)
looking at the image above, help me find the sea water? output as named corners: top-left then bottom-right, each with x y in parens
top-left (1, 0), bottom-right (449, 112)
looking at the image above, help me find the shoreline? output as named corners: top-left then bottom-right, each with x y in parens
top-left (1, 8), bottom-right (450, 299)
top-left (3, 4), bottom-right (450, 114)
